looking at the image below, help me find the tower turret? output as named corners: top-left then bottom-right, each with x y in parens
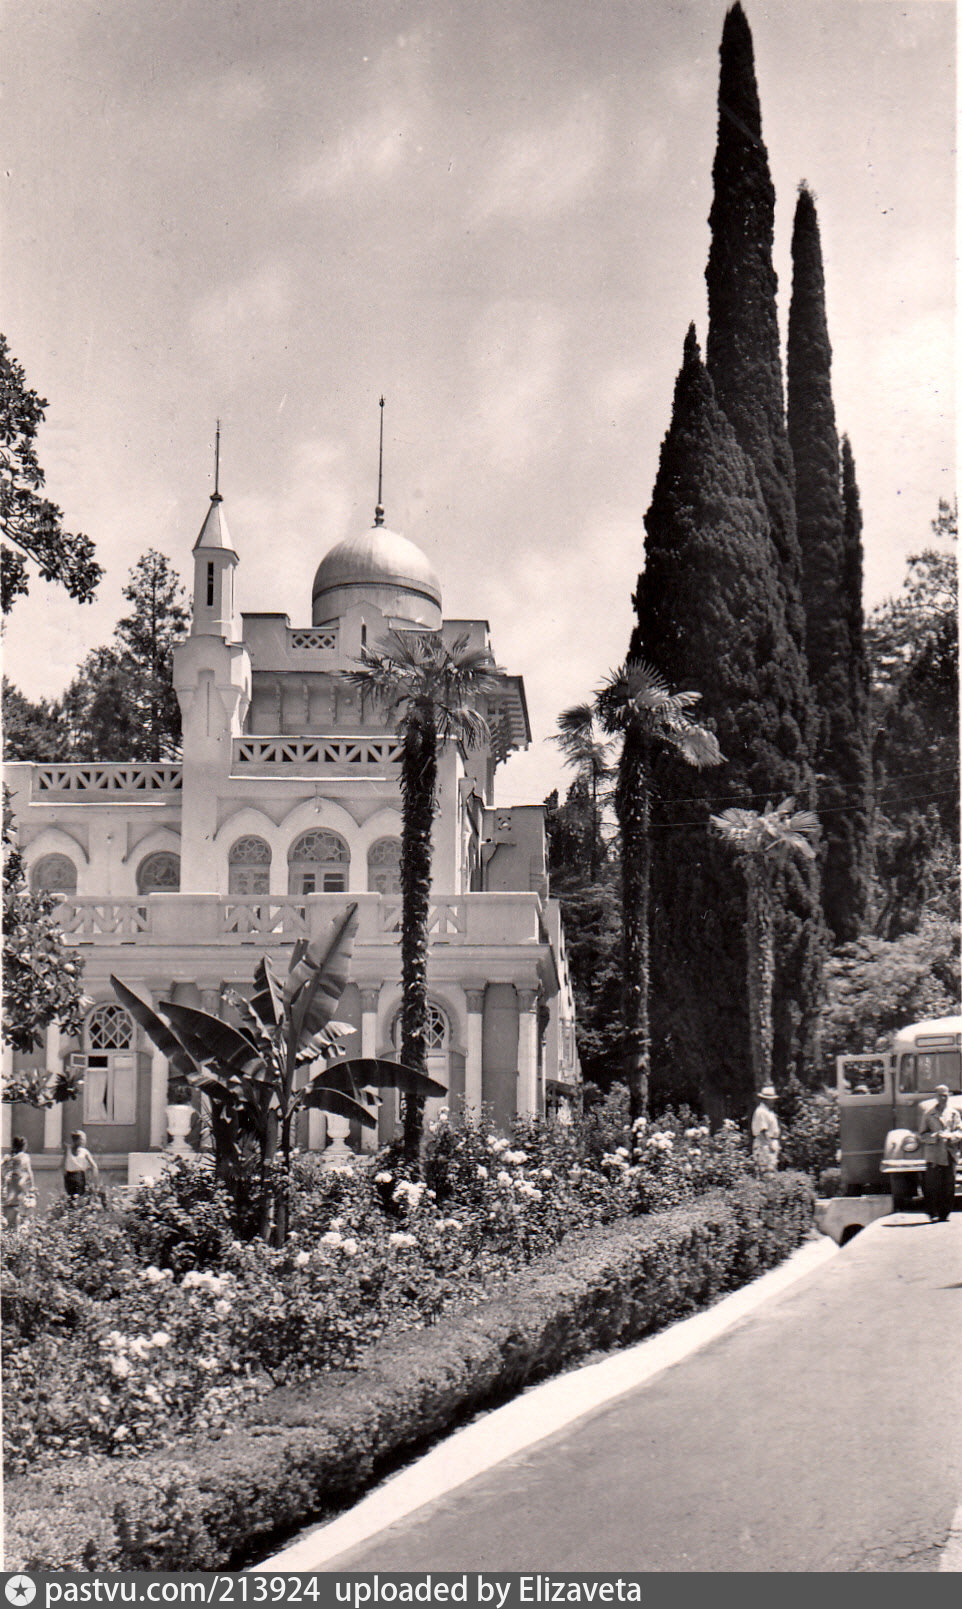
top-left (191, 424), bottom-right (238, 640)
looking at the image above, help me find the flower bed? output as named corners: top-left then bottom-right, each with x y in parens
top-left (1, 1103), bottom-right (750, 1472)
top-left (3, 1171), bottom-right (813, 1572)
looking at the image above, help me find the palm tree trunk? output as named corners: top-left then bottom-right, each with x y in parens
top-left (617, 732), bottom-right (651, 1130)
top-left (744, 860), bottom-right (774, 1091)
top-left (400, 715), bottom-right (437, 1162)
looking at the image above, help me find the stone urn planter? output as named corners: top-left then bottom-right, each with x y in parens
top-left (165, 1102), bottom-right (194, 1154)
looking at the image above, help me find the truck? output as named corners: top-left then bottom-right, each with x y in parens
top-left (816, 1013), bottom-right (962, 1245)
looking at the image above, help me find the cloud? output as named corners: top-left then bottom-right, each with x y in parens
top-left (467, 301), bottom-right (568, 472)
top-left (189, 263), bottom-right (292, 354)
top-left (289, 106), bottom-right (414, 199)
top-left (471, 97), bottom-right (608, 223)
top-left (230, 436), bottom-right (355, 622)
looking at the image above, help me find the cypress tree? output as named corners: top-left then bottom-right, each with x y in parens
top-left (630, 327), bottom-right (815, 1114)
top-left (706, 5), bottom-right (807, 667)
top-left (787, 189), bottom-right (872, 941)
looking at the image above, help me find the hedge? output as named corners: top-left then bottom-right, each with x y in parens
top-left (4, 1172), bottom-right (813, 1571)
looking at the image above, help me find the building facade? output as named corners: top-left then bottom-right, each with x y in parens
top-left (4, 481), bottom-right (580, 1194)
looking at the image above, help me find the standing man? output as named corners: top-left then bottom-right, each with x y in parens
top-left (62, 1130), bottom-right (100, 1202)
top-left (919, 1084), bottom-right (962, 1223)
top-left (751, 1084), bottom-right (781, 1175)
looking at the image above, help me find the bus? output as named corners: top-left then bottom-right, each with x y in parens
top-left (837, 1013), bottom-right (962, 1208)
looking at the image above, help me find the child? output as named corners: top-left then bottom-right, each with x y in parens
top-left (2, 1136), bottom-right (36, 1228)
top-left (62, 1130), bottom-right (99, 1201)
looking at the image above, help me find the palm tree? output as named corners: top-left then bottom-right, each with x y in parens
top-left (562, 661), bottom-right (722, 1127)
top-left (551, 705), bottom-right (613, 878)
top-left (345, 630), bottom-right (501, 1158)
top-left (710, 799), bottom-right (820, 1093)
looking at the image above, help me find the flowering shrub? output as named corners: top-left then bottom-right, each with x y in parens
top-left (3, 1100), bottom-right (756, 1475)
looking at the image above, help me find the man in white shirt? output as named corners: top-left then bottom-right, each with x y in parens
top-left (919, 1085), bottom-right (962, 1222)
top-left (751, 1084), bottom-right (780, 1174)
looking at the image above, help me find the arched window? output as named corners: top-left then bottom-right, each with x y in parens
top-left (83, 1003), bottom-right (137, 1125)
top-left (30, 853), bottom-right (78, 897)
top-left (229, 835), bottom-right (271, 896)
top-left (85, 1002), bottom-right (135, 1051)
top-left (393, 1001), bottom-right (448, 1053)
top-left (288, 830), bottom-right (349, 895)
top-left (137, 851), bottom-right (180, 893)
top-left (368, 837), bottom-right (401, 896)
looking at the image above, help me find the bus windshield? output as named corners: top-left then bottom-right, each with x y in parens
top-left (898, 1050), bottom-right (962, 1094)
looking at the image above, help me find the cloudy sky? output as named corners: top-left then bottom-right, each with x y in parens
top-left (2, 0), bottom-right (955, 803)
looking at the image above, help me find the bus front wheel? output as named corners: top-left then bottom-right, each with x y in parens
top-left (891, 1174), bottom-right (917, 1211)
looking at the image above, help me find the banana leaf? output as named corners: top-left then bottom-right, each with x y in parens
top-left (110, 975), bottom-right (199, 1083)
top-left (298, 1084), bottom-right (379, 1129)
top-left (250, 954), bottom-right (285, 1029)
top-left (285, 903), bottom-right (359, 1047)
top-left (319, 1056), bottom-right (447, 1099)
top-left (159, 1001), bottom-right (265, 1081)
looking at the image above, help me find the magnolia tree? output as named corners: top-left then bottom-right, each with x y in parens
top-left (112, 903), bottom-right (444, 1244)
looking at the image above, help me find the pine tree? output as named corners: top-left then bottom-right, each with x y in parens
top-left (631, 327), bottom-right (820, 1113)
top-left (787, 190), bottom-right (872, 941)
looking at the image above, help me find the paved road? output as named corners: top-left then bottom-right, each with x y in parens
top-left (321, 1216), bottom-right (962, 1573)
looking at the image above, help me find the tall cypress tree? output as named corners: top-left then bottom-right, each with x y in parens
top-left (699, 3), bottom-right (822, 1085)
top-left (631, 327), bottom-right (816, 1114)
top-left (787, 186), bottom-right (872, 941)
top-left (706, 5), bottom-right (808, 670)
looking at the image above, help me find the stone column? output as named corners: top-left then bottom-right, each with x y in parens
top-left (516, 988), bottom-right (540, 1117)
top-left (43, 1023), bottom-right (63, 1152)
top-left (463, 987), bottom-right (486, 1116)
top-left (144, 982), bottom-right (171, 1149)
top-left (358, 988), bottom-right (380, 1152)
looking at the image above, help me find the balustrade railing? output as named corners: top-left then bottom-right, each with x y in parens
top-left (233, 735), bottom-right (403, 769)
top-left (34, 765), bottom-right (182, 798)
top-left (289, 627), bottom-right (338, 652)
top-left (57, 899), bottom-right (152, 938)
top-left (54, 892), bottom-right (543, 948)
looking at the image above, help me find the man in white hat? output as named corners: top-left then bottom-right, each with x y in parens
top-left (919, 1084), bottom-right (961, 1222)
top-left (751, 1085), bottom-right (780, 1175)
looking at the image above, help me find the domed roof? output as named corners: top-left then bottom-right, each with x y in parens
top-left (311, 522), bottom-right (442, 613)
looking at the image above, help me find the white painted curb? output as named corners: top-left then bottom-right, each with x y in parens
top-left (254, 1233), bottom-right (838, 1571)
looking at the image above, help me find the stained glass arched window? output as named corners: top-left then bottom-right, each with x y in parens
top-left (30, 853), bottom-right (78, 897)
top-left (229, 835), bottom-right (271, 896)
top-left (367, 837), bottom-right (401, 896)
top-left (288, 830), bottom-right (349, 895)
top-left (136, 851), bottom-right (180, 893)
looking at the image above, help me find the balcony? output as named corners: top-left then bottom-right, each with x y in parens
top-left (54, 892), bottom-right (548, 950)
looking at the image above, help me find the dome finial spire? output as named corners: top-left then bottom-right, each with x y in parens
top-left (212, 418), bottom-right (222, 504)
top-left (374, 395), bottom-right (385, 526)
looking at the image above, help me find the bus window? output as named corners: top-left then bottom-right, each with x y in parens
top-left (839, 1057), bottom-right (887, 1095)
top-left (899, 1050), bottom-right (961, 1093)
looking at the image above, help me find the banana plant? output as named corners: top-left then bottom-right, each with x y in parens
top-left (111, 902), bottom-right (445, 1243)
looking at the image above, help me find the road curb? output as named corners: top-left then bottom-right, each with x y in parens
top-left (254, 1232), bottom-right (838, 1571)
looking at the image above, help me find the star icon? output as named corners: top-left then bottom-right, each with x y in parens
top-left (5, 1579), bottom-right (36, 1606)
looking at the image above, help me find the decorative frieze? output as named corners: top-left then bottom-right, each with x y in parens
top-left (34, 765), bottom-right (182, 798)
top-left (233, 736), bottom-right (403, 769)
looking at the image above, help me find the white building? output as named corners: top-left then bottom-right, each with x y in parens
top-left (4, 478), bottom-right (580, 1194)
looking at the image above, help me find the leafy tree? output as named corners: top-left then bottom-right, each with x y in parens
top-left (559, 661), bottom-right (721, 1125)
top-left (544, 784), bottom-right (622, 1090)
top-left (787, 189), bottom-right (873, 942)
top-left (111, 905), bottom-right (442, 1244)
top-left (817, 908), bottom-right (960, 1066)
top-left (345, 631), bottom-right (501, 1157)
top-left (2, 787), bottom-right (88, 1055)
top-left (0, 334), bottom-right (102, 613)
top-left (632, 327), bottom-right (823, 1114)
top-left (63, 551), bottom-right (190, 761)
top-left (710, 800), bottom-right (820, 1093)
top-left (1, 677), bottom-right (70, 761)
top-left (867, 512), bottom-right (958, 845)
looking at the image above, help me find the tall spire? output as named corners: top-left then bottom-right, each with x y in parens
top-left (374, 395), bottom-right (385, 526)
top-left (212, 418), bottom-right (222, 504)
